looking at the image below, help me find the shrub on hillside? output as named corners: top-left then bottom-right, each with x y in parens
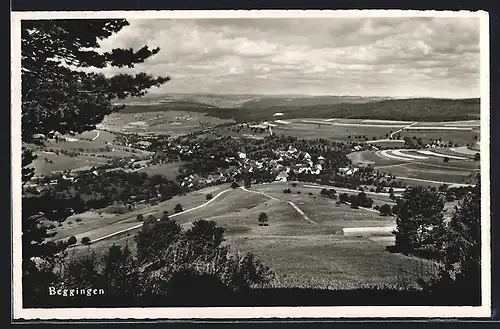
top-left (231, 181), bottom-right (240, 189)
top-left (206, 193), bottom-right (213, 200)
top-left (379, 204), bottom-right (392, 216)
top-left (174, 203), bottom-right (183, 213)
top-left (67, 236), bottom-right (77, 245)
top-left (81, 237), bottom-right (91, 245)
top-left (185, 219), bottom-right (225, 248)
top-left (136, 214), bottom-right (144, 221)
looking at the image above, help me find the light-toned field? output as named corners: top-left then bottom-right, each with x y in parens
top-left (68, 182), bottom-right (434, 290)
top-left (374, 162), bottom-right (476, 184)
top-left (348, 147), bottom-right (479, 187)
top-left (100, 110), bottom-right (234, 137)
top-left (398, 129), bottom-right (478, 146)
top-left (30, 153), bottom-right (110, 175)
top-left (271, 119), bottom-right (396, 141)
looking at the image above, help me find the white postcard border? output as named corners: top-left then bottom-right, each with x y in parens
top-left (11, 9), bottom-right (491, 320)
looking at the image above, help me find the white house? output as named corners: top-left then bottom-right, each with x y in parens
top-left (275, 170), bottom-right (289, 182)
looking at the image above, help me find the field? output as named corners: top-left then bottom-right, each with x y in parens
top-left (398, 129), bottom-right (479, 146)
top-left (30, 153), bottom-right (110, 176)
top-left (63, 182), bottom-right (438, 290)
top-left (100, 110), bottom-right (233, 137)
top-left (349, 147), bottom-right (480, 187)
top-left (28, 128), bottom-right (155, 175)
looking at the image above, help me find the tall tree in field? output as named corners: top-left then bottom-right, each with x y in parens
top-left (20, 19), bottom-right (169, 306)
top-left (392, 186), bottom-right (446, 259)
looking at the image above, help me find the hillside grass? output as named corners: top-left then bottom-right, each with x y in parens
top-left (71, 183), bottom-right (432, 290)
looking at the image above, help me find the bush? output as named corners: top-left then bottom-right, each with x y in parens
top-left (379, 203), bottom-right (392, 216)
top-left (136, 214), bottom-right (144, 221)
top-left (206, 193), bottom-right (213, 200)
top-left (231, 181), bottom-right (240, 189)
top-left (81, 237), bottom-right (91, 245)
top-left (473, 153), bottom-right (480, 161)
top-left (292, 182), bottom-right (297, 187)
top-left (443, 157), bottom-right (450, 163)
top-left (174, 203), bottom-right (183, 213)
top-left (67, 236), bottom-right (77, 245)
top-left (75, 218), bottom-right (82, 223)
top-left (67, 221), bottom-right (73, 226)
top-left (283, 188), bottom-right (291, 194)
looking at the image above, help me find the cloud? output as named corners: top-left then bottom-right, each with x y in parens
top-left (96, 16), bottom-right (481, 98)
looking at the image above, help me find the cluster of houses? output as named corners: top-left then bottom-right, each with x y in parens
top-left (178, 144), bottom-right (361, 187)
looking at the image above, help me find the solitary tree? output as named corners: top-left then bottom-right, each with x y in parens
top-left (21, 19), bottom-right (169, 306)
top-left (136, 214), bottom-right (144, 221)
top-left (258, 212), bottom-right (269, 226)
top-left (474, 153), bottom-right (480, 161)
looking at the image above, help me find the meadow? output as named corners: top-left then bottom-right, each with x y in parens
top-left (66, 182), bottom-right (435, 290)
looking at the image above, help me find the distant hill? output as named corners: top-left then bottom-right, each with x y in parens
top-left (117, 93), bottom-right (480, 122)
top-left (115, 93), bottom-right (394, 108)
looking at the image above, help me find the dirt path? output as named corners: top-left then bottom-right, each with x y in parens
top-left (390, 122), bottom-right (417, 138)
top-left (90, 130), bottom-right (100, 141)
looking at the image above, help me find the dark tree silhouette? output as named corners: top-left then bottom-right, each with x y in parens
top-left (258, 212), bottom-right (269, 226)
top-left (392, 186), bottom-right (446, 259)
top-left (21, 19), bottom-right (169, 306)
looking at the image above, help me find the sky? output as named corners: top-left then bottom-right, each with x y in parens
top-left (97, 17), bottom-right (481, 98)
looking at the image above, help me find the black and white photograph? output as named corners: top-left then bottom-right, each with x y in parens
top-left (11, 10), bottom-right (490, 319)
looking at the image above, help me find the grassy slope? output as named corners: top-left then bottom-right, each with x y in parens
top-left (72, 183), bottom-right (432, 290)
